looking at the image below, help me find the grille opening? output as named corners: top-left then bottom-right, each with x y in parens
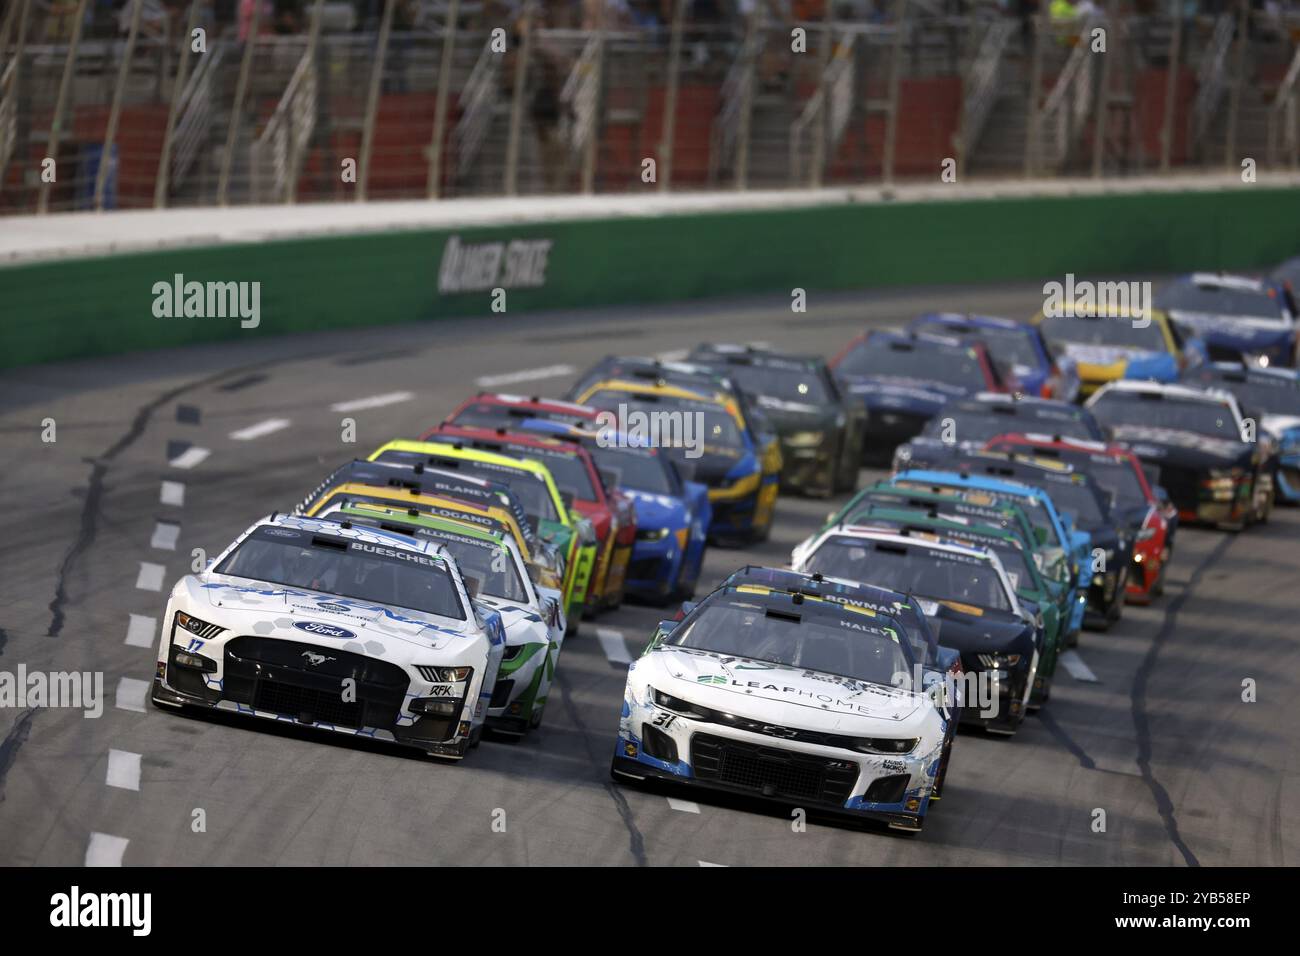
top-left (691, 734), bottom-right (857, 805)
top-left (864, 773), bottom-right (911, 804)
top-left (641, 723), bottom-right (679, 764)
top-left (254, 682), bottom-right (363, 728)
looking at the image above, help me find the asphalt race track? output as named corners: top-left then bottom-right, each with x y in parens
top-left (1, 280), bottom-right (1296, 866)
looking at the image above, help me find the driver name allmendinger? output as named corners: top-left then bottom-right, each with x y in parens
top-left (151, 514), bottom-right (506, 759)
top-left (611, 573), bottom-right (950, 832)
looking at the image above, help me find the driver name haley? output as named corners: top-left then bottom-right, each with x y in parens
top-left (611, 585), bottom-right (950, 832)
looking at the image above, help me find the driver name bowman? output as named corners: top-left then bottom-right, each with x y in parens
top-left (151, 514), bottom-right (505, 759)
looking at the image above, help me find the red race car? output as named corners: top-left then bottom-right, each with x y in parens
top-left (425, 421), bottom-right (637, 613)
top-left (984, 433), bottom-right (1178, 605)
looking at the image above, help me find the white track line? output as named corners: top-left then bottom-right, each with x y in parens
top-left (667, 798), bottom-right (700, 814)
top-left (169, 447), bottom-right (210, 469)
top-left (330, 391), bottom-right (414, 412)
top-left (125, 614), bottom-right (156, 648)
top-left (229, 417), bottom-right (290, 441)
top-left (135, 562), bottom-right (165, 592)
top-left (474, 364), bottom-right (575, 388)
top-left (159, 480), bottom-right (185, 506)
top-left (106, 750), bottom-right (142, 791)
top-left (150, 521), bottom-right (180, 551)
top-left (115, 677), bottom-right (149, 713)
top-left (596, 627), bottom-right (633, 664)
top-left (1059, 650), bottom-right (1099, 683)
top-left (85, 833), bottom-right (130, 867)
top-left (654, 349), bottom-right (690, 362)
top-left (698, 860), bottom-right (727, 867)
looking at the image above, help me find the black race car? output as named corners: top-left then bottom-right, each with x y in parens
top-left (1085, 380), bottom-right (1276, 530)
top-left (688, 343), bottom-right (866, 496)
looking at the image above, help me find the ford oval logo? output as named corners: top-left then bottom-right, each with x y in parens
top-left (293, 621), bottom-right (356, 639)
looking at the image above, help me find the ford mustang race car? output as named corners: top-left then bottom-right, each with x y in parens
top-left (908, 313), bottom-right (1080, 401)
top-left (1031, 302), bottom-right (1202, 398)
top-left (610, 567), bottom-right (955, 832)
top-left (151, 514), bottom-right (505, 760)
top-left (1086, 380), bottom-right (1277, 530)
top-left (520, 417), bottom-right (711, 602)
top-left (791, 526), bottom-right (1043, 736)
top-left (329, 504), bottom-right (566, 738)
top-left (573, 378), bottom-right (782, 544)
top-left (687, 343), bottom-right (867, 496)
top-left (984, 434), bottom-right (1178, 604)
top-left (1156, 273), bottom-right (1298, 369)
top-left (830, 331), bottom-right (1010, 463)
top-left (893, 393), bottom-right (1106, 472)
top-left (1181, 362), bottom-right (1300, 503)
top-left (425, 423), bottom-right (636, 612)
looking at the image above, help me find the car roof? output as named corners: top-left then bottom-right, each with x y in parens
top-left (258, 513), bottom-right (451, 561)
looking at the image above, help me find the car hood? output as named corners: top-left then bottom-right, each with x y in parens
top-left (622, 488), bottom-right (689, 527)
top-left (1107, 424), bottom-right (1253, 468)
top-left (915, 602), bottom-right (1033, 654)
top-left (194, 574), bottom-right (479, 653)
top-left (645, 646), bottom-right (928, 730)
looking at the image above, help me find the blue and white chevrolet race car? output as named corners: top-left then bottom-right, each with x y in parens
top-left (610, 567), bottom-right (952, 833)
top-left (151, 514), bottom-right (506, 760)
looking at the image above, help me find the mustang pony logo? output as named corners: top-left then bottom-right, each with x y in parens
top-left (300, 651), bottom-right (337, 667)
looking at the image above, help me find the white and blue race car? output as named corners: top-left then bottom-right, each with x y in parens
top-left (151, 514), bottom-right (506, 759)
top-left (611, 567), bottom-right (952, 832)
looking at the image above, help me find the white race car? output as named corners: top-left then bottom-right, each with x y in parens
top-left (610, 566), bottom-right (951, 832)
top-left (323, 502), bottom-right (567, 737)
top-left (151, 514), bottom-right (506, 759)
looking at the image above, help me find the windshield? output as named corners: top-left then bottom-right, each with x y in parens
top-left (1156, 283), bottom-right (1289, 320)
top-left (1182, 372), bottom-right (1300, 417)
top-left (412, 531), bottom-right (528, 604)
top-left (968, 325), bottom-right (1042, 367)
top-left (510, 449), bottom-right (595, 502)
top-left (893, 480), bottom-right (1061, 546)
top-left (804, 537), bottom-right (1013, 613)
top-left (424, 458), bottom-right (559, 526)
top-left (921, 411), bottom-right (1024, 445)
top-left (1034, 478), bottom-right (1108, 526)
top-left (1039, 314), bottom-right (1168, 352)
top-left (587, 444), bottom-right (677, 495)
top-left (668, 600), bottom-right (910, 687)
top-left (837, 341), bottom-right (988, 389)
top-left (716, 363), bottom-right (831, 404)
top-left (216, 527), bottom-right (465, 619)
top-left (1090, 393), bottom-right (1242, 440)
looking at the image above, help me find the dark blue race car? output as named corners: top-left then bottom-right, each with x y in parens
top-left (908, 313), bottom-right (1081, 402)
top-left (1155, 273), bottom-right (1299, 369)
top-left (830, 330), bottom-right (1010, 464)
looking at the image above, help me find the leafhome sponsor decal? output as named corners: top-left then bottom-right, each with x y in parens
top-left (438, 235), bottom-right (553, 294)
top-left (0, 665), bottom-right (103, 718)
top-left (50, 886), bottom-right (151, 936)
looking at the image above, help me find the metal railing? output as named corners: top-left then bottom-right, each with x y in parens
top-left (1191, 13), bottom-right (1234, 148)
top-left (450, 35), bottom-right (500, 181)
top-left (790, 32), bottom-right (857, 186)
top-left (250, 46), bottom-right (318, 203)
top-left (6, 10), bottom-right (1300, 215)
top-left (1268, 43), bottom-right (1300, 169)
top-left (957, 16), bottom-right (1015, 173)
top-left (1037, 17), bottom-right (1100, 172)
